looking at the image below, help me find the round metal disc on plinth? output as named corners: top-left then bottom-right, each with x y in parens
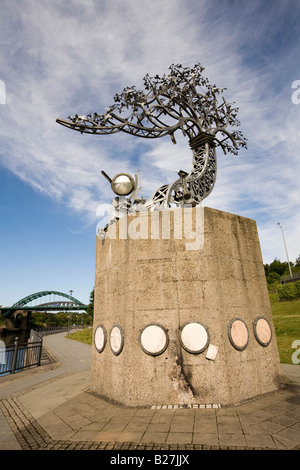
top-left (180, 322), bottom-right (209, 354)
top-left (140, 324), bottom-right (169, 356)
top-left (253, 317), bottom-right (272, 346)
top-left (228, 319), bottom-right (249, 351)
top-left (94, 325), bottom-right (107, 353)
top-left (110, 325), bottom-right (124, 355)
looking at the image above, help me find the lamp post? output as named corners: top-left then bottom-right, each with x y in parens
top-left (68, 289), bottom-right (73, 338)
top-left (277, 223), bottom-right (293, 279)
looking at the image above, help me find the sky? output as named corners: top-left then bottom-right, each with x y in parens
top-left (0, 0), bottom-right (300, 307)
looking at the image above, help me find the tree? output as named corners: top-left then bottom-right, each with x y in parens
top-left (57, 63), bottom-right (247, 208)
top-left (266, 271), bottom-right (281, 285)
top-left (264, 256), bottom-right (300, 284)
top-left (86, 289), bottom-right (94, 323)
top-left (269, 258), bottom-right (289, 276)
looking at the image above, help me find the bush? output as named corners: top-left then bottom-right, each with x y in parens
top-left (267, 272), bottom-right (281, 284)
top-left (278, 281), bottom-right (300, 301)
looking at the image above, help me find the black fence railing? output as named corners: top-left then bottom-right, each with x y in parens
top-left (33, 326), bottom-right (69, 336)
top-left (0, 336), bottom-right (43, 376)
top-left (281, 272), bottom-right (300, 284)
top-left (0, 326), bottom-right (89, 377)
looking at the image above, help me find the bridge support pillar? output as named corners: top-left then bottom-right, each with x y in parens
top-left (4, 317), bottom-right (15, 330)
top-left (6, 310), bottom-right (32, 330)
top-left (19, 310), bottom-right (31, 330)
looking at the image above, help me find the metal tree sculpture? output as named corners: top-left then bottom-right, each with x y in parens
top-left (57, 63), bottom-right (247, 209)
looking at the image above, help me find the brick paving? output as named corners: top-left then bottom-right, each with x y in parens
top-left (0, 332), bottom-right (299, 451)
top-left (0, 395), bottom-right (273, 451)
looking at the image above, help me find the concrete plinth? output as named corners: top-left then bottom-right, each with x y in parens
top-left (91, 207), bottom-right (282, 407)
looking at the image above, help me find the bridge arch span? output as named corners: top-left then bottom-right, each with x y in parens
top-left (11, 291), bottom-right (86, 309)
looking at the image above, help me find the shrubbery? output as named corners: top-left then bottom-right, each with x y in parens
top-left (278, 281), bottom-right (300, 301)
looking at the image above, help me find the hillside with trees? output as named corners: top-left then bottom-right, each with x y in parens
top-left (264, 255), bottom-right (300, 285)
top-left (264, 255), bottom-right (300, 302)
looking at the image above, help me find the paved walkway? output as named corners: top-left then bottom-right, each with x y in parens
top-left (0, 331), bottom-right (299, 451)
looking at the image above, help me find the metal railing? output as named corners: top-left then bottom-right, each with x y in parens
top-left (34, 326), bottom-right (69, 336)
top-left (0, 336), bottom-right (43, 376)
top-left (0, 325), bottom-right (89, 376)
top-left (281, 271), bottom-right (300, 283)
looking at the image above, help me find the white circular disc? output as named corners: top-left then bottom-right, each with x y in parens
top-left (110, 325), bottom-right (123, 355)
top-left (180, 322), bottom-right (209, 354)
top-left (94, 326), bottom-right (106, 353)
top-left (140, 325), bottom-right (168, 356)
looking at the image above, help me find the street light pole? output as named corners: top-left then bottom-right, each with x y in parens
top-left (68, 289), bottom-right (73, 338)
top-left (277, 223), bottom-right (293, 279)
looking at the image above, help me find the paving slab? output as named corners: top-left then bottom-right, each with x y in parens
top-left (0, 409), bottom-right (22, 450)
top-left (18, 370), bottom-right (91, 419)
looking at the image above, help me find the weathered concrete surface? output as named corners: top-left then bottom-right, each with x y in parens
top-left (91, 207), bottom-right (282, 407)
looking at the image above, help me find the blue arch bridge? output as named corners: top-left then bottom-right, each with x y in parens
top-left (0, 291), bottom-right (88, 330)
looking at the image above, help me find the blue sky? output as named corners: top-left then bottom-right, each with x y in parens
top-left (0, 0), bottom-right (300, 307)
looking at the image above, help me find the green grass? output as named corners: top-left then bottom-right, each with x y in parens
top-left (68, 327), bottom-right (93, 345)
top-left (66, 299), bottom-right (300, 365)
top-left (270, 297), bottom-right (300, 364)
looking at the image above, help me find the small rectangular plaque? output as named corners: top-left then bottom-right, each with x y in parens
top-left (206, 344), bottom-right (218, 361)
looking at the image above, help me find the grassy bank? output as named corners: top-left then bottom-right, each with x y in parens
top-left (67, 298), bottom-right (300, 365)
top-left (68, 327), bottom-right (93, 345)
top-left (270, 296), bottom-right (300, 364)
